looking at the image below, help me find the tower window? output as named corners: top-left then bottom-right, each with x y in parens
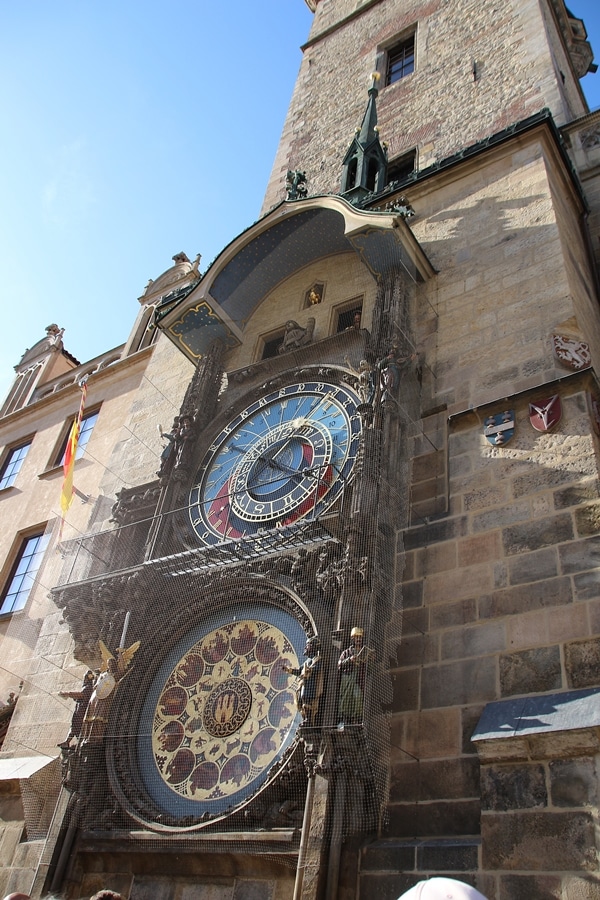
top-left (53, 409), bottom-right (100, 468)
top-left (334, 299), bottom-right (364, 333)
top-left (386, 34), bottom-right (415, 85)
top-left (0, 441), bottom-right (32, 490)
top-left (1, 531), bottom-right (50, 615)
top-left (260, 331), bottom-right (286, 361)
top-left (387, 150), bottom-right (416, 186)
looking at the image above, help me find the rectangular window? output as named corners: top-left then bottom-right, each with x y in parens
top-left (1, 531), bottom-right (50, 615)
top-left (54, 410), bottom-right (99, 468)
top-left (0, 441), bottom-right (32, 490)
top-left (387, 150), bottom-right (416, 186)
top-left (387, 34), bottom-right (415, 85)
top-left (334, 299), bottom-right (364, 334)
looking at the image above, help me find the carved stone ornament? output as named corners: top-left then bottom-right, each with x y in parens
top-left (552, 333), bottom-right (591, 371)
top-left (580, 126), bottom-right (600, 150)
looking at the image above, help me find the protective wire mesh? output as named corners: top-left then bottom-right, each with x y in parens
top-left (0, 238), bottom-right (434, 897)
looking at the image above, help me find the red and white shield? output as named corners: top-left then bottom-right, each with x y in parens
top-left (552, 334), bottom-right (591, 371)
top-left (529, 395), bottom-right (562, 432)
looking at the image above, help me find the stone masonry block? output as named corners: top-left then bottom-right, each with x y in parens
top-left (508, 548), bottom-right (558, 585)
top-left (499, 874), bottom-right (562, 900)
top-left (422, 657), bottom-right (496, 709)
top-left (564, 638), bottom-right (600, 689)
top-left (554, 479), bottom-right (600, 509)
top-left (480, 577), bottom-right (573, 619)
top-left (390, 668), bottom-right (420, 712)
top-left (559, 535), bottom-right (600, 574)
top-left (388, 800), bottom-right (481, 839)
top-left (424, 565), bottom-right (492, 605)
top-left (457, 533), bottom-right (501, 568)
top-left (471, 501), bottom-right (530, 533)
top-left (573, 571), bottom-right (600, 602)
top-left (512, 468), bottom-right (584, 500)
top-left (500, 646), bottom-right (562, 697)
top-left (574, 503), bottom-right (600, 536)
top-left (404, 517), bottom-right (469, 551)
top-left (416, 840), bottom-right (479, 873)
top-left (390, 757), bottom-right (479, 804)
top-left (395, 633), bottom-right (438, 668)
top-left (546, 604), bottom-right (590, 644)
top-left (360, 841), bottom-right (415, 872)
top-left (502, 515), bottom-right (573, 555)
top-left (549, 758), bottom-right (599, 807)
top-left (481, 810), bottom-right (597, 871)
top-left (441, 621), bottom-right (506, 661)
top-left (402, 580), bottom-right (424, 609)
top-left (415, 542), bottom-right (457, 577)
top-left (480, 763), bottom-right (547, 811)
top-left (430, 598), bottom-right (477, 630)
top-left (392, 707), bottom-right (461, 761)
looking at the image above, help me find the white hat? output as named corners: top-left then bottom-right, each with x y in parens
top-left (398, 877), bottom-right (489, 900)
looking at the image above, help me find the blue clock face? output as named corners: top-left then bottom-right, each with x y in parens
top-left (189, 381), bottom-right (362, 544)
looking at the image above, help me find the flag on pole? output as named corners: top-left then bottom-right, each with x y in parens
top-left (60, 378), bottom-right (88, 515)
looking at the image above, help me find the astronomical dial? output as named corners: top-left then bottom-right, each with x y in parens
top-left (138, 606), bottom-right (307, 819)
top-left (189, 380), bottom-right (361, 544)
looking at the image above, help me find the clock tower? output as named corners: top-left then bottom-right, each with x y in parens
top-left (48, 1), bottom-right (600, 899)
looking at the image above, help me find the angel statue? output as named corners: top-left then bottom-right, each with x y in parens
top-left (80, 640), bottom-right (140, 745)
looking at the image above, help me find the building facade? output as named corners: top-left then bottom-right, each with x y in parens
top-left (1, 1), bottom-right (600, 899)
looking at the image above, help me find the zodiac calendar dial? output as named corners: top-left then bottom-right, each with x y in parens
top-left (189, 381), bottom-right (362, 545)
top-left (138, 607), bottom-right (307, 819)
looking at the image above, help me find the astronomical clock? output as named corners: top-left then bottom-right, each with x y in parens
top-left (106, 368), bottom-right (364, 830)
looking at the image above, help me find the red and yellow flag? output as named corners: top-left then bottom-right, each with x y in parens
top-left (60, 378), bottom-right (88, 514)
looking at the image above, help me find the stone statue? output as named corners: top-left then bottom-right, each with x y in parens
top-left (278, 318), bottom-right (315, 354)
top-left (58, 669), bottom-right (96, 749)
top-left (157, 418), bottom-right (179, 481)
top-left (282, 636), bottom-right (323, 726)
top-left (80, 641), bottom-right (139, 745)
top-left (338, 626), bottom-right (371, 724)
top-left (376, 347), bottom-right (417, 404)
top-left (346, 357), bottom-right (375, 406)
top-left (286, 169), bottom-right (308, 201)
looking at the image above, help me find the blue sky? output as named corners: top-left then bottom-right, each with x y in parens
top-left (0, 0), bottom-right (599, 402)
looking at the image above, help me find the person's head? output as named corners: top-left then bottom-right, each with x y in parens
top-left (305, 637), bottom-right (321, 657)
top-left (84, 670), bottom-right (95, 683)
top-left (3, 893), bottom-right (31, 900)
top-left (350, 626), bottom-right (364, 646)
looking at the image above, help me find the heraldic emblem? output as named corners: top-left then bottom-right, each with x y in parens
top-left (483, 410), bottom-right (515, 446)
top-left (529, 395), bottom-right (562, 432)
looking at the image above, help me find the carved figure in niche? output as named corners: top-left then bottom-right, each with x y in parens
top-left (316, 544), bottom-right (344, 604)
top-left (262, 799), bottom-right (304, 829)
top-left (345, 357), bottom-right (375, 407)
top-left (376, 346), bottom-right (416, 404)
top-left (285, 170), bottom-right (308, 201)
top-left (308, 289), bottom-right (322, 305)
top-left (58, 669), bottom-right (96, 749)
top-left (290, 547), bottom-right (320, 595)
top-left (282, 636), bottom-right (323, 726)
top-left (80, 641), bottom-right (140, 744)
top-left (278, 318), bottom-right (315, 355)
top-left (174, 415), bottom-right (195, 470)
top-left (338, 627), bottom-right (372, 724)
top-left (157, 417), bottom-right (179, 481)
